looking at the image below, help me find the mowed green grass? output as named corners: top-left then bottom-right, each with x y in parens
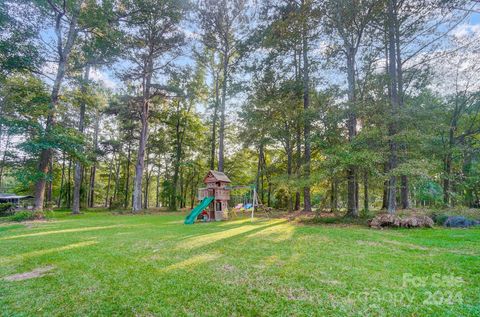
top-left (0, 211), bottom-right (479, 316)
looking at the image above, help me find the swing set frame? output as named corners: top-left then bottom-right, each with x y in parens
top-left (227, 185), bottom-right (270, 219)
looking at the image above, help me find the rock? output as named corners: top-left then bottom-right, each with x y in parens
top-left (444, 216), bottom-right (480, 228)
top-left (368, 214), bottom-right (401, 229)
top-left (400, 215), bottom-right (434, 228)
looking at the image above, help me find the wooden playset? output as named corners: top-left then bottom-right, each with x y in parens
top-left (184, 170), bottom-right (268, 224)
top-left (184, 170), bottom-right (231, 224)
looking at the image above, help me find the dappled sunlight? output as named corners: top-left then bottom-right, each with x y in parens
top-left (245, 222), bottom-right (295, 242)
top-left (0, 240), bottom-right (97, 264)
top-left (164, 220), bottom-right (185, 225)
top-left (382, 239), bottom-right (429, 251)
top-left (253, 255), bottom-right (287, 270)
top-left (160, 253), bottom-right (221, 272)
top-left (0, 225), bottom-right (124, 240)
top-left (175, 220), bottom-right (283, 250)
top-left (217, 217), bottom-right (258, 226)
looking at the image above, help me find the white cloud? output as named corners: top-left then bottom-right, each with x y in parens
top-left (452, 23), bottom-right (480, 39)
top-left (90, 68), bottom-right (118, 89)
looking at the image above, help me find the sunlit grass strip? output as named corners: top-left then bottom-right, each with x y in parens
top-left (175, 219), bottom-right (285, 250)
top-left (0, 225), bottom-right (123, 240)
top-left (161, 253), bottom-right (221, 272)
top-left (0, 240), bottom-right (97, 264)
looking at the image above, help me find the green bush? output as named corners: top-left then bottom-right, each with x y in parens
top-left (108, 199), bottom-right (124, 211)
top-left (10, 211), bottom-right (45, 222)
top-left (0, 202), bottom-right (15, 217)
top-left (431, 213), bottom-right (449, 225)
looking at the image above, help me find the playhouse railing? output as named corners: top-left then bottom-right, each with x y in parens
top-left (197, 188), bottom-right (230, 201)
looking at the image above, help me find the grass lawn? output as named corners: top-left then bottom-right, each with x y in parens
top-left (0, 210), bottom-right (479, 316)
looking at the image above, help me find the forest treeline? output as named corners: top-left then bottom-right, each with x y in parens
top-left (0, 0), bottom-right (479, 215)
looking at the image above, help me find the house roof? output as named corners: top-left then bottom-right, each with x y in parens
top-left (0, 193), bottom-right (34, 199)
top-left (204, 170), bottom-right (231, 183)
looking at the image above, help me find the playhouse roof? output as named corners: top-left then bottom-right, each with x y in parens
top-left (204, 170), bottom-right (231, 183)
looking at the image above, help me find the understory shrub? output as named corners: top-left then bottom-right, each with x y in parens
top-left (10, 211), bottom-right (45, 222)
top-left (0, 202), bottom-right (15, 217)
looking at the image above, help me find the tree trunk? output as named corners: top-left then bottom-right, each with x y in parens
top-left (132, 102), bottom-right (148, 212)
top-left (210, 70), bottom-right (219, 170)
top-left (34, 8), bottom-right (79, 211)
top-left (294, 49), bottom-right (302, 211)
top-left (171, 114), bottom-right (182, 211)
top-left (363, 170), bottom-right (369, 213)
top-left (190, 168), bottom-right (197, 209)
top-left (124, 142), bottom-right (132, 208)
top-left (218, 44), bottom-right (229, 172)
top-left (105, 153), bottom-right (114, 207)
top-left (301, 12), bottom-right (311, 212)
top-left (400, 175), bottom-right (409, 209)
top-left (34, 123), bottom-right (54, 210)
top-left (72, 65), bottom-right (90, 214)
top-left (267, 182), bottom-right (272, 207)
top-left (463, 152), bottom-right (473, 207)
top-left (395, 14), bottom-right (409, 209)
top-left (286, 137), bottom-right (293, 212)
top-left (346, 49), bottom-right (358, 217)
top-left (46, 156), bottom-right (53, 207)
top-left (180, 170), bottom-right (186, 208)
top-left (255, 143), bottom-right (264, 210)
top-left (382, 162), bottom-right (389, 209)
top-left (143, 150), bottom-right (150, 209)
top-left (66, 156), bottom-right (72, 208)
top-left (132, 57), bottom-right (153, 212)
top-left (57, 151), bottom-right (66, 207)
top-left (113, 154), bottom-right (121, 202)
top-left (0, 132), bottom-right (11, 189)
top-left (443, 156), bottom-right (451, 206)
top-left (156, 168), bottom-right (161, 208)
top-left (330, 176), bottom-right (338, 213)
top-left (295, 123), bottom-right (301, 211)
top-left (387, 0), bottom-right (399, 214)
top-left (83, 166), bottom-right (89, 207)
top-left (144, 174), bottom-right (150, 209)
top-left (88, 108), bottom-right (100, 208)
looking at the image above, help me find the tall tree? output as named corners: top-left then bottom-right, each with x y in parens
top-left (32, 0), bottom-right (84, 210)
top-left (121, 0), bottom-right (185, 212)
top-left (71, 5), bottom-right (120, 213)
top-left (323, 0), bottom-right (378, 217)
top-left (386, 0), bottom-right (399, 214)
top-left (197, 0), bottom-right (246, 172)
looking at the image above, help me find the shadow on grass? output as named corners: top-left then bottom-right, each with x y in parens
top-left (174, 219), bottom-right (286, 250)
top-left (157, 220), bottom-right (291, 274)
top-left (301, 215), bottom-right (370, 226)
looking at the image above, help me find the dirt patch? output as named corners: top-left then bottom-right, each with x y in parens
top-left (3, 265), bottom-right (55, 281)
top-left (356, 240), bottom-right (383, 247)
top-left (221, 264), bottom-right (236, 272)
top-left (382, 239), bottom-right (430, 251)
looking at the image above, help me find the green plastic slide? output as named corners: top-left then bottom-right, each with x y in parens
top-left (184, 196), bottom-right (214, 224)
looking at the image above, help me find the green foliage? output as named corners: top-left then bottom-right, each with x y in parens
top-left (0, 1), bottom-right (41, 79)
top-left (9, 210), bottom-right (44, 222)
top-left (0, 202), bottom-right (15, 216)
top-left (414, 179), bottom-right (444, 206)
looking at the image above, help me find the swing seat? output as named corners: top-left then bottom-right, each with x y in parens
top-left (244, 203), bottom-right (253, 209)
